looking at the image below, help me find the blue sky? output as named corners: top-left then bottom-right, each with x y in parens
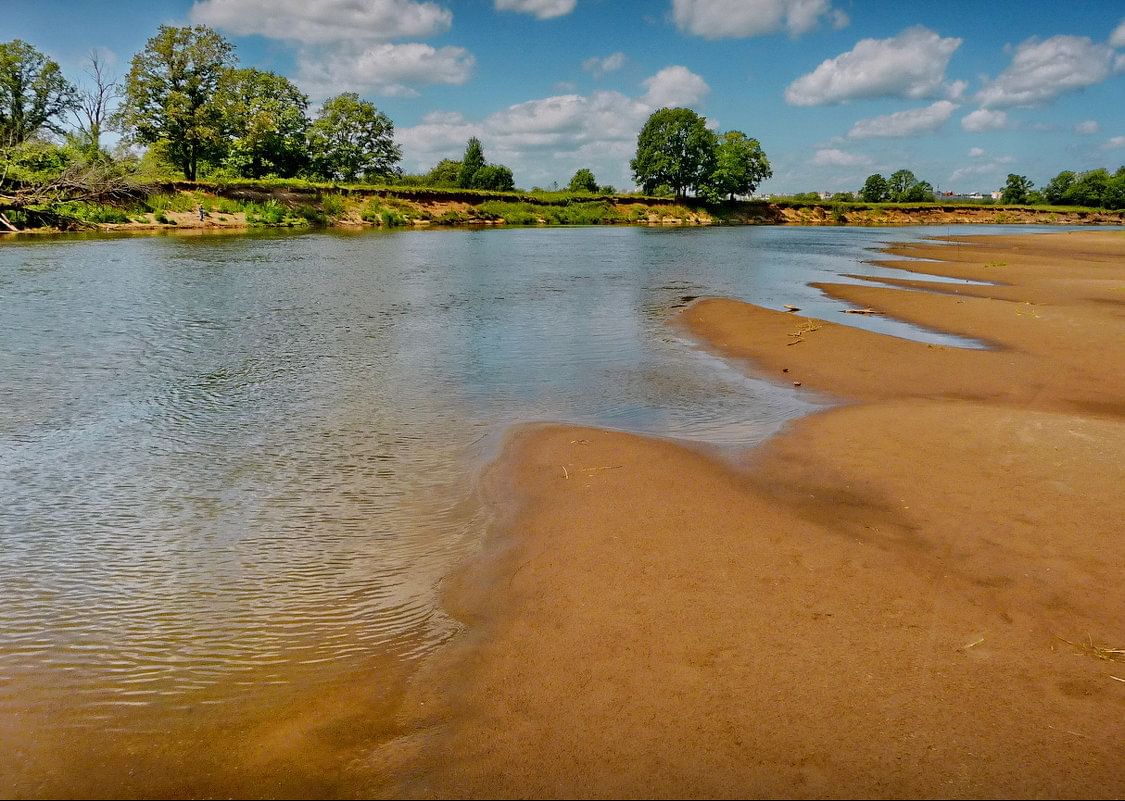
top-left (7, 0), bottom-right (1125, 192)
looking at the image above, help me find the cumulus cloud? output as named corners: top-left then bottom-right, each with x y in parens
top-left (961, 109), bottom-right (1008, 132)
top-left (784, 26), bottom-right (962, 106)
top-left (494, 0), bottom-right (577, 19)
top-left (847, 100), bottom-right (957, 139)
top-left (1111, 19), bottom-right (1125, 48)
top-left (298, 42), bottom-right (474, 98)
top-left (812, 148), bottom-right (871, 167)
top-left (1074, 120), bottom-right (1100, 135)
top-left (968, 147), bottom-right (986, 157)
top-left (396, 66), bottom-right (710, 188)
top-left (976, 35), bottom-right (1121, 108)
top-left (672, 0), bottom-right (848, 39)
top-left (582, 52), bottom-right (626, 78)
top-left (1104, 135), bottom-right (1125, 150)
top-left (641, 65), bottom-right (711, 108)
top-left (190, 0), bottom-right (451, 44)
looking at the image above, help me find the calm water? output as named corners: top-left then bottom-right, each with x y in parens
top-left (0, 224), bottom-right (1068, 795)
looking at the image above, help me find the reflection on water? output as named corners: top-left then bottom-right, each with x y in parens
top-left (0, 224), bottom-right (1072, 794)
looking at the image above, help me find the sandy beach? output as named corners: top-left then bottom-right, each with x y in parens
top-left (385, 230), bottom-right (1125, 798)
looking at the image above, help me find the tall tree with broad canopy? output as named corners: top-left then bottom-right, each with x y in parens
top-left (631, 107), bottom-right (717, 199)
top-left (119, 25), bottom-right (235, 180)
top-left (307, 93), bottom-right (401, 182)
top-left (458, 137), bottom-right (485, 188)
top-left (218, 68), bottom-right (309, 178)
top-left (707, 131), bottom-right (771, 201)
top-left (888, 169), bottom-right (917, 202)
top-left (0, 40), bottom-right (77, 147)
top-left (1000, 173), bottom-right (1033, 204)
top-left (860, 174), bottom-right (889, 202)
top-left (567, 168), bottom-right (598, 193)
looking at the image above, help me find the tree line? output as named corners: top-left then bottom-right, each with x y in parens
top-left (1, 26), bottom-right (1120, 215)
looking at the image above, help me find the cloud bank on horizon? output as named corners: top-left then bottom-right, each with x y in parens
top-left (25, 0), bottom-right (1125, 192)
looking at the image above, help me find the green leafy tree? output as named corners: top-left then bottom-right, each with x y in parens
top-left (1066, 168), bottom-right (1110, 208)
top-left (218, 68), bottom-right (309, 178)
top-left (458, 137), bottom-right (485, 188)
top-left (0, 40), bottom-right (77, 146)
top-left (471, 164), bottom-right (514, 191)
top-left (888, 169), bottom-right (917, 201)
top-left (706, 131), bottom-right (771, 201)
top-left (1000, 173), bottom-right (1033, 204)
top-left (860, 174), bottom-right (889, 202)
top-left (307, 93), bottom-right (401, 182)
top-left (567, 168), bottom-right (598, 193)
top-left (119, 26), bottom-right (235, 180)
top-left (1103, 170), bottom-right (1125, 210)
top-left (901, 180), bottom-right (935, 202)
top-left (426, 158), bottom-right (462, 187)
top-left (631, 107), bottom-right (717, 198)
top-left (1043, 170), bottom-right (1076, 205)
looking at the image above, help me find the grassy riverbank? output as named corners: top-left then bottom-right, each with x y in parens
top-left (3, 178), bottom-right (1124, 234)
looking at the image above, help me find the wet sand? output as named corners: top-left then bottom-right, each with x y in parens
top-left (389, 231), bottom-right (1125, 798)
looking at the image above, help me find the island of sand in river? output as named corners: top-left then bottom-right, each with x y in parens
top-left (373, 230), bottom-right (1124, 798)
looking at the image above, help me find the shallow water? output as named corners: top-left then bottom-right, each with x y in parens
top-left (0, 224), bottom-right (1083, 795)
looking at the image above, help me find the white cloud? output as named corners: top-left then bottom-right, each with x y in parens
top-left (961, 109), bottom-right (1008, 132)
top-left (847, 100), bottom-right (958, 139)
top-left (672, 0), bottom-right (848, 39)
top-left (784, 26), bottom-right (962, 106)
top-left (190, 0), bottom-right (451, 44)
top-left (494, 0), bottom-right (576, 18)
top-left (1104, 135), bottom-right (1125, 150)
top-left (812, 148), bottom-right (871, 167)
top-left (397, 66), bottom-right (710, 189)
top-left (641, 65), bottom-right (711, 108)
top-left (298, 42), bottom-right (474, 98)
top-left (1074, 120), bottom-right (1100, 135)
top-left (582, 52), bottom-right (626, 78)
top-left (976, 35), bottom-right (1121, 108)
top-left (968, 147), bottom-right (986, 158)
top-left (1110, 19), bottom-right (1125, 48)
top-left (949, 162), bottom-right (1006, 185)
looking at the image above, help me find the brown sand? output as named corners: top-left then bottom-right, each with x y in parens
top-left (383, 231), bottom-right (1124, 799)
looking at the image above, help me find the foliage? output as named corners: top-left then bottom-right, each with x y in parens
top-left (1042, 167), bottom-right (1125, 209)
top-left (306, 93), bottom-right (401, 182)
top-left (119, 25), bottom-right (235, 180)
top-left (888, 169), bottom-right (917, 201)
top-left (0, 39), bottom-right (77, 146)
top-left (900, 179), bottom-right (935, 202)
top-left (861, 174), bottom-right (889, 202)
top-left (218, 68), bottom-right (309, 178)
top-left (1001, 173), bottom-right (1033, 204)
top-left (706, 130), bottom-right (771, 201)
top-left (567, 168), bottom-right (598, 193)
top-left (426, 158), bottom-right (461, 187)
top-left (477, 200), bottom-right (623, 225)
top-left (471, 164), bottom-right (515, 191)
top-left (631, 107), bottom-right (717, 198)
top-left (458, 137), bottom-right (485, 188)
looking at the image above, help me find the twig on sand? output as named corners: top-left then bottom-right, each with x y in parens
top-left (1054, 634), bottom-right (1125, 662)
top-left (562, 466), bottom-right (569, 479)
top-left (1110, 675), bottom-right (1125, 683)
top-left (962, 637), bottom-right (985, 650)
top-left (842, 308), bottom-right (882, 315)
top-left (579, 465), bottom-right (622, 475)
top-left (787, 320), bottom-right (822, 345)
top-left (783, 304), bottom-right (801, 312)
